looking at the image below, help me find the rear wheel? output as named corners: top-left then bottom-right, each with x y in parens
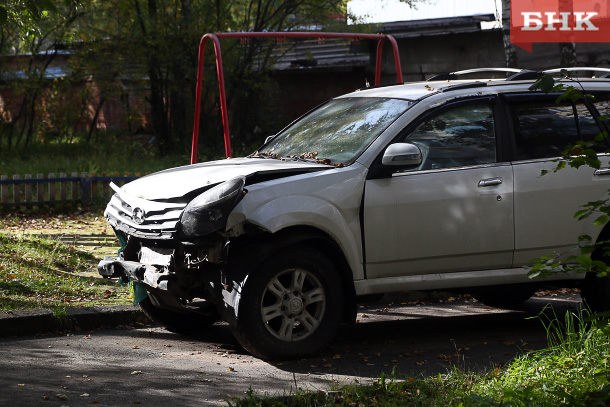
top-left (472, 284), bottom-right (538, 309)
top-left (580, 241), bottom-right (610, 312)
top-left (139, 291), bottom-right (220, 335)
top-left (232, 246), bottom-right (344, 360)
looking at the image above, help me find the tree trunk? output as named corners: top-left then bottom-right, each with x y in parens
top-left (135, 0), bottom-right (171, 155)
top-left (501, 0), bottom-right (518, 68)
top-left (558, 0), bottom-right (577, 67)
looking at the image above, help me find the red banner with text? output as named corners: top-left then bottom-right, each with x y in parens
top-left (511, 0), bottom-right (610, 52)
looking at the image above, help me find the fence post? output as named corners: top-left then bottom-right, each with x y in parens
top-left (25, 174), bottom-right (32, 204)
top-left (49, 173), bottom-right (56, 202)
top-left (71, 172), bottom-right (78, 202)
top-left (37, 173), bottom-right (44, 203)
top-left (59, 172), bottom-right (67, 202)
top-left (81, 172), bottom-right (91, 207)
top-left (91, 172), bottom-right (98, 200)
top-left (1, 175), bottom-right (7, 204)
top-left (12, 175), bottom-right (20, 205)
top-left (102, 172), bottom-right (110, 200)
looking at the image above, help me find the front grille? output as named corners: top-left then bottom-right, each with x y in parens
top-left (105, 184), bottom-right (186, 240)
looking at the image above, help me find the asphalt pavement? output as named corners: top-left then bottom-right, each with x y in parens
top-left (0, 290), bottom-right (583, 406)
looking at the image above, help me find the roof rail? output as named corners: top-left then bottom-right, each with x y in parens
top-left (506, 69), bottom-right (540, 81)
top-left (427, 68), bottom-right (521, 81)
top-left (543, 67), bottom-right (610, 78)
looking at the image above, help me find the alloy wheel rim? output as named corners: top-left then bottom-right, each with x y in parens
top-left (260, 268), bottom-right (326, 341)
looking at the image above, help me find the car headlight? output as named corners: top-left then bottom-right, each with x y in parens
top-left (179, 176), bottom-right (246, 238)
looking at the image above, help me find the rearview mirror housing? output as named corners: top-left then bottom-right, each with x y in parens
top-left (382, 143), bottom-right (422, 167)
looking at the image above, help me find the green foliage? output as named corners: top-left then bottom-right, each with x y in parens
top-left (0, 0), bottom-right (58, 31)
top-left (0, 136), bottom-right (193, 176)
top-left (1, 0), bottom-right (352, 158)
top-left (0, 233), bottom-right (130, 310)
top-left (227, 309), bottom-right (610, 407)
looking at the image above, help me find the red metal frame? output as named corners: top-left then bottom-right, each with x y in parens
top-left (191, 32), bottom-right (403, 163)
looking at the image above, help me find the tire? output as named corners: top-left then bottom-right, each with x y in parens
top-left (472, 284), bottom-right (537, 309)
top-left (232, 246), bottom-right (344, 360)
top-left (580, 273), bottom-right (610, 313)
top-left (580, 240), bottom-right (610, 312)
top-left (139, 292), bottom-right (220, 335)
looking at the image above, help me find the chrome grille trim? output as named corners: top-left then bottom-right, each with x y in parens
top-left (105, 183), bottom-right (186, 239)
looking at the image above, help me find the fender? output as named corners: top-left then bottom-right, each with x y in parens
top-left (226, 165), bottom-right (368, 280)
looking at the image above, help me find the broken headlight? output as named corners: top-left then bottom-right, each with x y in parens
top-left (179, 176), bottom-right (246, 238)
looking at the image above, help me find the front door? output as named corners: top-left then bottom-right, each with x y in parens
top-left (363, 99), bottom-right (514, 279)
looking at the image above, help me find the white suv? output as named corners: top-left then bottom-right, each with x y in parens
top-left (99, 68), bottom-right (610, 359)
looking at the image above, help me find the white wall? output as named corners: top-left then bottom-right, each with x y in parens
top-left (348, 0), bottom-right (502, 24)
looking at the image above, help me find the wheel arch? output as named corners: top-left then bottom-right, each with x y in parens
top-left (226, 225), bottom-right (357, 323)
top-left (594, 222), bottom-right (610, 249)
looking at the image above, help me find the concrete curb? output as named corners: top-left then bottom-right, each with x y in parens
top-left (0, 305), bottom-right (148, 337)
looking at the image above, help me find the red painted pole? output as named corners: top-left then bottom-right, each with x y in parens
top-left (191, 34), bottom-right (232, 164)
top-left (191, 32), bottom-right (403, 163)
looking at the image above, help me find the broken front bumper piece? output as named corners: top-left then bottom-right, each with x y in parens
top-left (98, 257), bottom-right (172, 291)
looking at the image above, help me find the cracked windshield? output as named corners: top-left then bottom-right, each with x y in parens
top-left (257, 97), bottom-right (413, 165)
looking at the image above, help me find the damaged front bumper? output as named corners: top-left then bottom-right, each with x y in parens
top-left (98, 257), bottom-right (172, 291)
top-left (97, 249), bottom-right (242, 325)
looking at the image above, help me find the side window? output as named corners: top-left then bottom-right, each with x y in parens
top-left (511, 99), bottom-right (604, 160)
top-left (592, 93), bottom-right (610, 129)
top-left (404, 103), bottom-right (496, 171)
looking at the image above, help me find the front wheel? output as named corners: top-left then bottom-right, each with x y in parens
top-left (232, 246), bottom-right (345, 360)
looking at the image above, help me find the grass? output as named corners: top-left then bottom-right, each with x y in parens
top-left (228, 308), bottom-right (610, 407)
top-left (0, 232), bottom-right (130, 311)
top-left (0, 137), bottom-right (195, 176)
top-left (0, 135), bottom-right (260, 177)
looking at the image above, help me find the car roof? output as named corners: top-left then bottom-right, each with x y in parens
top-left (336, 67), bottom-right (610, 102)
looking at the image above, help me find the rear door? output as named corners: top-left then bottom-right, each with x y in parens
top-left (505, 93), bottom-right (610, 265)
top-left (363, 97), bottom-right (515, 279)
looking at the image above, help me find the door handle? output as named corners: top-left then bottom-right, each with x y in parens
top-left (594, 168), bottom-right (610, 176)
top-left (478, 177), bottom-right (503, 187)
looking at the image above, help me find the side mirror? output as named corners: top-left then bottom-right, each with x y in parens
top-left (381, 143), bottom-right (422, 167)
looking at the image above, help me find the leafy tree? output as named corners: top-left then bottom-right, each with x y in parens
top-left (0, 0), bottom-right (62, 37)
top-left (0, 0), bottom-right (83, 150)
top-left (68, 0), bottom-right (349, 157)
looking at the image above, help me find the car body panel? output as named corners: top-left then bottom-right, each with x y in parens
top-left (227, 164), bottom-right (368, 280)
top-left (121, 158), bottom-right (330, 200)
top-left (513, 158), bottom-right (610, 265)
top-left (363, 163), bottom-right (514, 278)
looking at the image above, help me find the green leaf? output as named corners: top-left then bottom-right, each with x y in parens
top-left (529, 75), bottom-right (555, 93)
top-left (554, 160), bottom-right (566, 172)
top-left (574, 209), bottom-right (589, 219)
top-left (594, 215), bottom-right (609, 226)
top-left (556, 86), bottom-right (583, 103)
top-left (528, 269), bottom-right (541, 278)
top-left (0, 6), bottom-right (7, 25)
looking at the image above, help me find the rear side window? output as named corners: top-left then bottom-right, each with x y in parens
top-left (510, 99), bottom-right (604, 160)
top-left (592, 93), bottom-right (610, 128)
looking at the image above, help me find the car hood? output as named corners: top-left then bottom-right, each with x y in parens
top-left (121, 157), bottom-right (331, 200)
